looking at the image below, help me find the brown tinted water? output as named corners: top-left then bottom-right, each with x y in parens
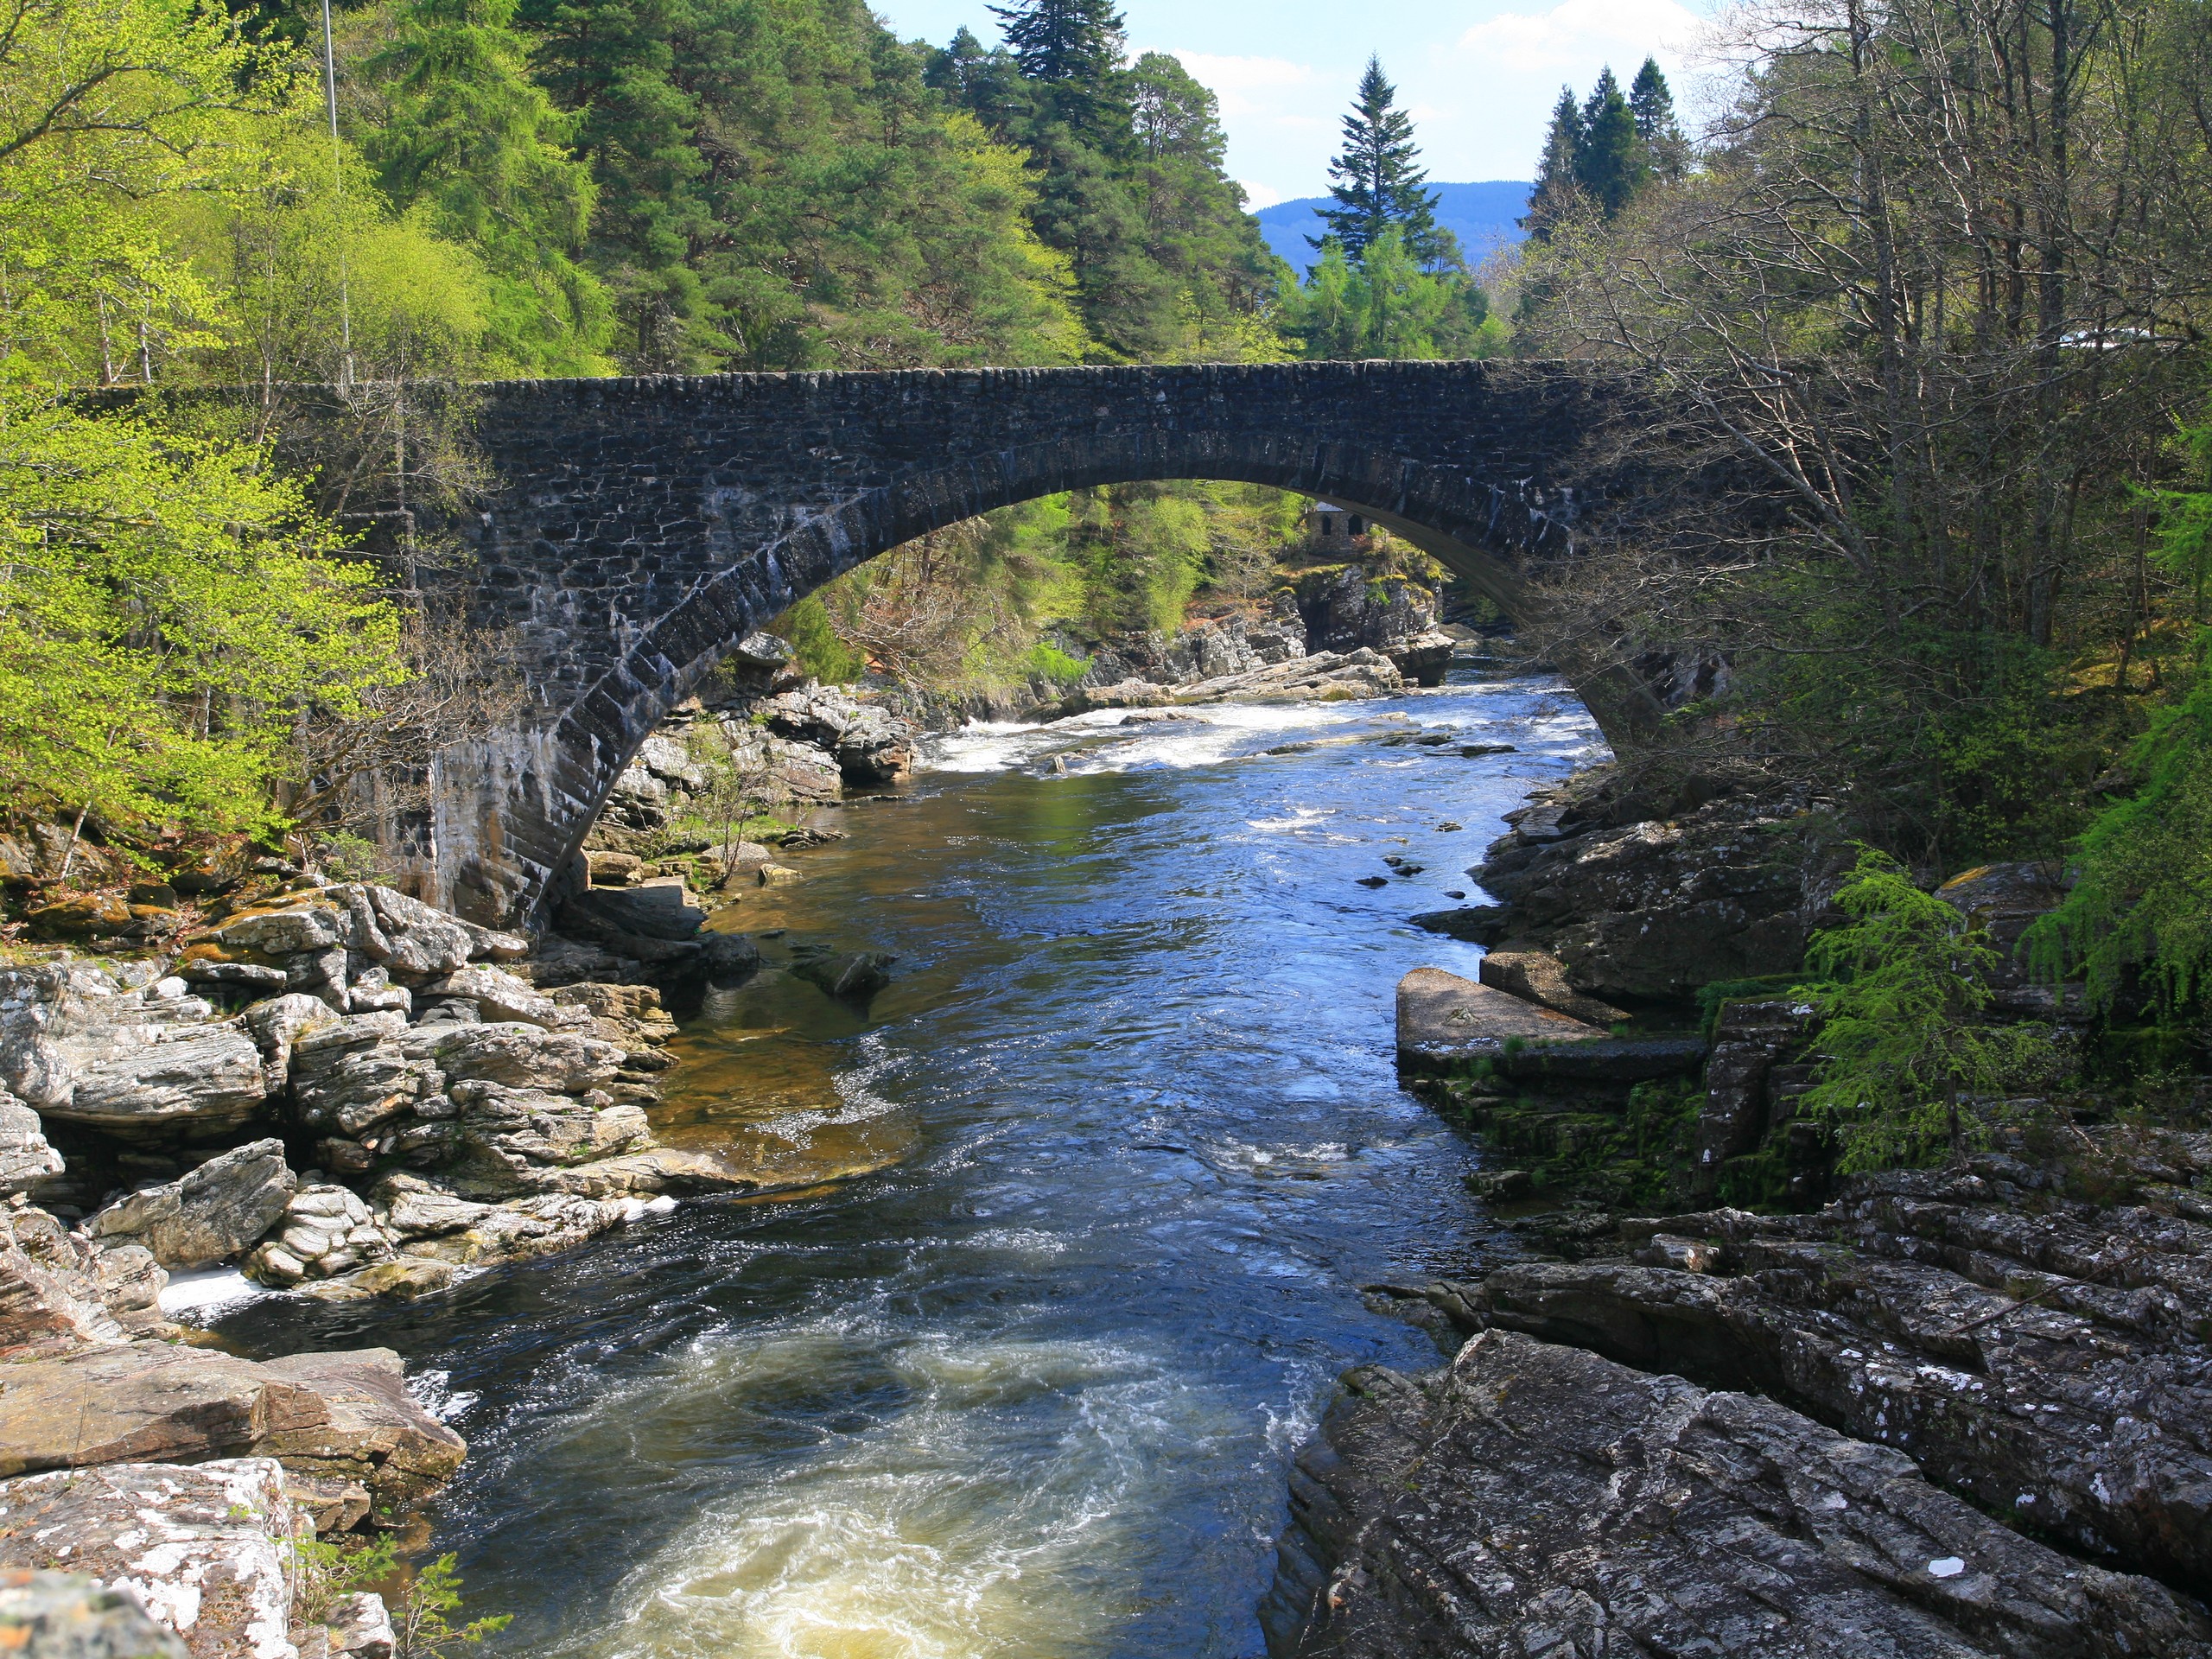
top-left (210, 670), bottom-right (1602, 1658)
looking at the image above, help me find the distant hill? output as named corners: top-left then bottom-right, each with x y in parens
top-left (1255, 181), bottom-right (1531, 274)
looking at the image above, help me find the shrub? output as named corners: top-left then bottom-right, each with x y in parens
top-left (1793, 846), bottom-right (2054, 1171)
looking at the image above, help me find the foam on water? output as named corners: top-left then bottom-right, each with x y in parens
top-left (157, 1267), bottom-right (273, 1321)
top-left (547, 1325), bottom-right (1221, 1659)
top-left (925, 700), bottom-right (1419, 778)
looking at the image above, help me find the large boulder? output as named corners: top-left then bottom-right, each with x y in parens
top-left (1292, 563), bottom-right (1440, 658)
top-left (756, 685), bottom-right (915, 785)
top-left (90, 1141), bottom-right (297, 1271)
top-left (1470, 770), bottom-right (1821, 1003)
top-left (398, 1192), bottom-right (637, 1266)
top-left (1268, 1328), bottom-right (2212, 1658)
top-left (546, 982), bottom-right (678, 1062)
top-left (0, 1206), bottom-right (130, 1358)
top-left (251, 1351), bottom-right (467, 1515)
top-left (0, 1460), bottom-right (297, 1659)
top-left (55, 1028), bottom-right (267, 1141)
top-left (1476, 950), bottom-right (1625, 1027)
top-left (442, 1084), bottom-right (652, 1198)
top-left (3, 966), bottom-right (264, 1140)
top-left (0, 1568), bottom-right (189, 1658)
top-left (416, 969), bottom-right (557, 1035)
top-left (1173, 648), bottom-right (1404, 708)
top-left (0, 1344), bottom-right (462, 1516)
top-left (417, 1025), bottom-right (623, 1094)
top-left (1934, 860), bottom-right (2075, 1016)
top-left (287, 1017), bottom-right (442, 1141)
top-left (370, 1174), bottom-right (493, 1242)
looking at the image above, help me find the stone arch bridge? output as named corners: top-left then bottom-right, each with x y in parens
top-left (379, 359), bottom-right (1649, 924)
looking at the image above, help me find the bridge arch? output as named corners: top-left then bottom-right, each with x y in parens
top-left (411, 361), bottom-right (1648, 923)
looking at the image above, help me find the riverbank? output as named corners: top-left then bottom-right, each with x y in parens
top-left (1262, 758), bottom-right (2212, 1656)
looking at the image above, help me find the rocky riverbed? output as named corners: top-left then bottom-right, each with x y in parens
top-left (0, 873), bottom-right (772, 1652)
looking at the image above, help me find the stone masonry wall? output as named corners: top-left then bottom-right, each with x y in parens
top-left (283, 361), bottom-right (1652, 923)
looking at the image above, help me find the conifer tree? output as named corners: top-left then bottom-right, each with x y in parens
top-left (988, 0), bottom-right (1128, 143)
top-left (1520, 84), bottom-right (1585, 240)
top-left (1628, 57), bottom-right (1688, 180)
top-left (989, 0), bottom-right (1124, 85)
top-left (1313, 56), bottom-right (1449, 268)
top-left (360, 0), bottom-right (608, 372)
top-left (1574, 66), bottom-right (1647, 219)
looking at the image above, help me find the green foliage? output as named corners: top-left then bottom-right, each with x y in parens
top-left (521, 0), bottom-right (1090, 371)
top-left (988, 0), bottom-right (1125, 143)
top-left (930, 20), bottom-right (1281, 362)
top-left (1729, 588), bottom-right (2108, 869)
top-left (2031, 629), bottom-right (2212, 1014)
top-left (1282, 232), bottom-right (1500, 361)
top-left (1522, 58), bottom-right (1678, 238)
top-left (1022, 641), bottom-right (1087, 683)
top-left (399, 1554), bottom-right (513, 1658)
top-left (291, 1531), bottom-right (399, 1624)
top-left (358, 0), bottom-right (612, 372)
top-left (293, 1536), bottom-right (508, 1659)
top-left (0, 0), bottom-right (298, 391)
top-left (0, 0), bottom-right (410, 842)
top-left (1793, 848), bottom-right (2055, 1171)
top-left (0, 402), bottom-right (407, 837)
top-left (1628, 57), bottom-right (1688, 181)
top-left (1573, 67), bottom-right (1647, 219)
top-left (1313, 57), bottom-right (1449, 269)
top-left (2139, 416), bottom-right (2212, 620)
top-left (775, 594), bottom-right (868, 683)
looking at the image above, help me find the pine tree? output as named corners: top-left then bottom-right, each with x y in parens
top-left (989, 0), bottom-right (1124, 83)
top-left (1520, 84), bottom-right (1585, 241)
top-left (1628, 57), bottom-right (1688, 181)
top-left (360, 0), bottom-right (609, 372)
top-left (1574, 66), bottom-right (1647, 219)
top-left (988, 0), bottom-right (1128, 144)
top-left (1313, 56), bottom-right (1448, 268)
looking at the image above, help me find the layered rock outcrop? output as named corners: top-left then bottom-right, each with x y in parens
top-left (1290, 563), bottom-right (1455, 687)
top-left (1424, 1141), bottom-right (2212, 1595)
top-left (1268, 1329), bottom-right (2212, 1657)
top-left (1465, 766), bottom-right (1828, 1004)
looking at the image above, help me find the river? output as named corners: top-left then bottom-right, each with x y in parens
top-left (211, 668), bottom-right (1602, 1659)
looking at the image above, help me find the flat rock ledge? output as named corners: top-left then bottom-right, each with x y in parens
top-left (1425, 1154), bottom-right (2212, 1594)
top-left (1395, 968), bottom-right (1600, 1067)
top-left (1264, 1328), bottom-right (2212, 1658)
top-left (0, 1344), bottom-right (464, 1528)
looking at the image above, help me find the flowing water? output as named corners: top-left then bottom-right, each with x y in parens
top-left (212, 668), bottom-right (1603, 1659)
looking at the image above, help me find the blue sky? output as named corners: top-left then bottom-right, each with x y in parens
top-left (874, 0), bottom-right (1710, 206)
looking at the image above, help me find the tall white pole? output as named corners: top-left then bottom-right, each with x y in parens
top-left (321, 0), bottom-right (355, 388)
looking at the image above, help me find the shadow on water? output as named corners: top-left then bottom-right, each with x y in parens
top-left (211, 669), bottom-right (1604, 1659)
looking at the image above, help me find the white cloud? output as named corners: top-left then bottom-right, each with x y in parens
top-left (1455, 0), bottom-right (1700, 82)
top-left (1150, 48), bottom-right (1349, 205)
top-left (1167, 50), bottom-right (1325, 113)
